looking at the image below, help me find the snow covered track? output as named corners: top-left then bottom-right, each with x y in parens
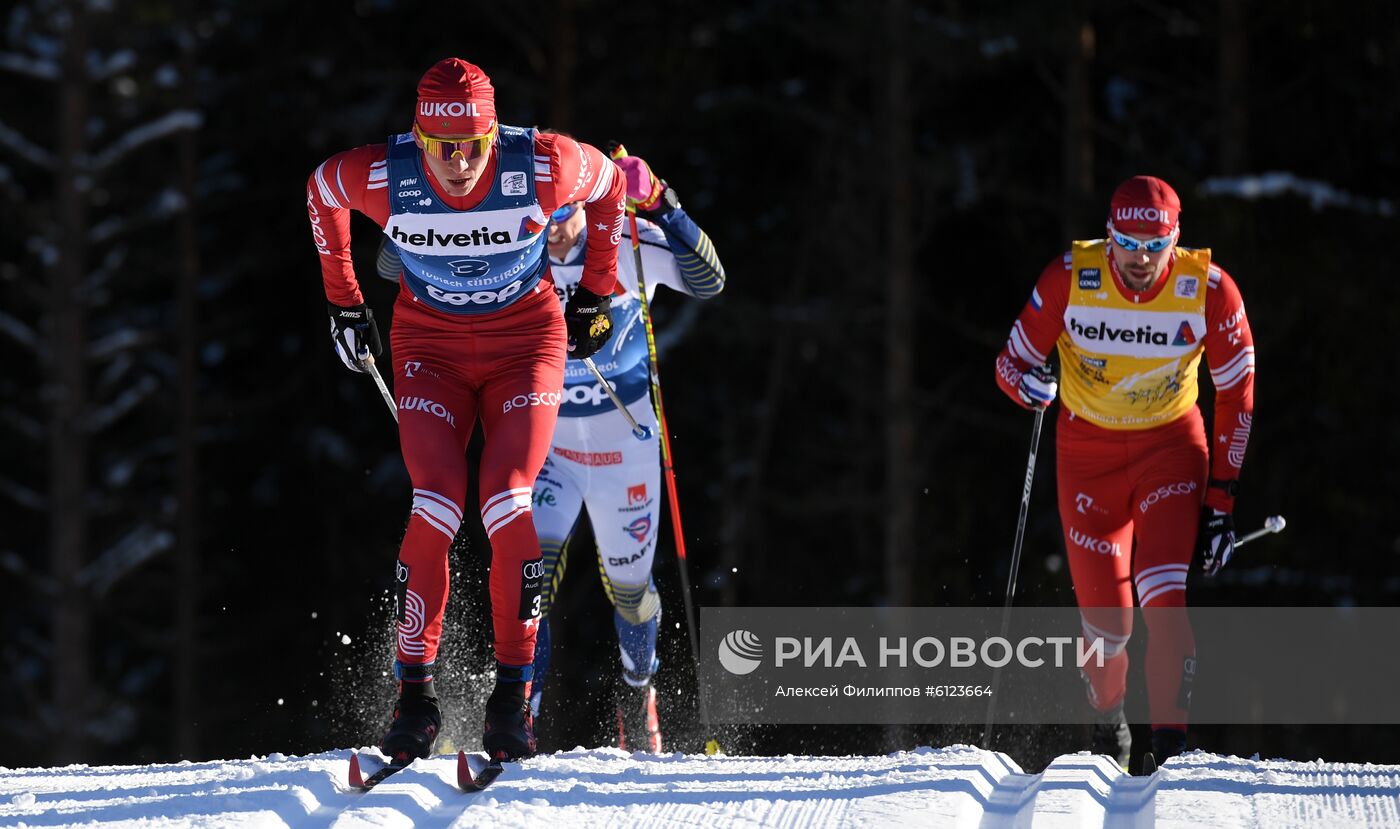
top-left (3, 747), bottom-right (1400, 828)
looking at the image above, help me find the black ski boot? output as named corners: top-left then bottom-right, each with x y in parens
top-left (1146, 727), bottom-right (1186, 771)
top-left (1140, 728), bottom-right (1186, 775)
top-left (615, 681), bottom-right (662, 753)
top-left (483, 666), bottom-right (536, 762)
top-left (1090, 703), bottom-right (1131, 771)
top-left (381, 680), bottom-right (442, 763)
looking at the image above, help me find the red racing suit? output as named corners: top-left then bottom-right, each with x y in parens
top-left (995, 241), bottom-right (1255, 730)
top-left (306, 130), bottom-right (625, 676)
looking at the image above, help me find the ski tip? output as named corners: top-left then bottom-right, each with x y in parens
top-left (458, 750), bottom-right (506, 791)
top-left (348, 753), bottom-right (364, 789)
top-left (1139, 752), bottom-right (1158, 777)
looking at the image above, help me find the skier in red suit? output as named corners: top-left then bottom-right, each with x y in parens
top-left (994, 176), bottom-right (1256, 771)
top-left (306, 57), bottom-right (624, 763)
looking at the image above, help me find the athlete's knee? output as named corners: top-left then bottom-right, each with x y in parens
top-left (480, 485), bottom-right (534, 541)
top-left (1080, 611), bottom-right (1133, 658)
top-left (408, 488), bottom-right (465, 543)
top-left (609, 578), bottom-right (661, 625)
top-left (1135, 562), bottom-right (1190, 608)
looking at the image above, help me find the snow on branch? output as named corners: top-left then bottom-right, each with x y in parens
top-left (0, 50), bottom-right (59, 80)
top-left (0, 475), bottom-right (46, 510)
top-left (88, 49), bottom-right (136, 81)
top-left (0, 550), bottom-right (29, 577)
top-left (0, 407), bottom-right (43, 441)
top-left (94, 352), bottom-right (135, 396)
top-left (99, 436), bottom-right (175, 489)
top-left (0, 163), bottom-right (27, 201)
top-left (81, 245), bottom-right (128, 299)
top-left (1199, 173), bottom-right (1397, 218)
top-left (87, 328), bottom-right (156, 362)
top-left (0, 310), bottom-right (40, 354)
top-left (88, 110), bottom-right (202, 172)
top-left (0, 117), bottom-right (54, 169)
top-left (79, 522), bottom-right (174, 597)
top-left (83, 246), bottom-right (128, 295)
top-left (90, 188), bottom-right (187, 244)
top-left (0, 549), bottom-right (56, 595)
top-left (83, 374), bottom-right (158, 434)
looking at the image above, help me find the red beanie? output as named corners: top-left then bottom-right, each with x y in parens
top-left (1109, 176), bottom-right (1181, 236)
top-left (415, 58), bottom-right (496, 136)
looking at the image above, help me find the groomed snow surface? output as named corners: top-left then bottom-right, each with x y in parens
top-left (4, 745), bottom-right (1400, 828)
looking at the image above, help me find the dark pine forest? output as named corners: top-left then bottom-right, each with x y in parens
top-left (1, 1), bottom-right (1397, 772)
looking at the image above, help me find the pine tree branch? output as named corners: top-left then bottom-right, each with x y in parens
top-left (83, 246), bottom-right (129, 297)
top-left (89, 189), bottom-right (191, 244)
top-left (0, 50), bottom-right (59, 80)
top-left (0, 406), bottom-right (43, 441)
top-left (0, 310), bottom-right (40, 354)
top-left (82, 374), bottom-right (159, 434)
top-left (0, 549), bottom-right (56, 595)
top-left (88, 328), bottom-right (158, 362)
top-left (88, 110), bottom-right (201, 172)
top-left (0, 162), bottom-right (26, 201)
top-left (0, 476), bottom-right (45, 510)
top-left (0, 117), bottom-right (54, 169)
top-left (87, 48), bottom-right (136, 82)
top-left (79, 522), bottom-right (174, 598)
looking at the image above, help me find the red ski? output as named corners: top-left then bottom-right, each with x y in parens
top-left (457, 750), bottom-right (506, 791)
top-left (348, 752), bottom-right (413, 791)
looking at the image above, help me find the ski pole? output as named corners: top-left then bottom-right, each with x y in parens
top-left (582, 357), bottom-right (653, 441)
top-left (981, 403), bottom-right (1047, 750)
top-left (363, 355), bottom-right (397, 423)
top-left (1234, 514), bottom-right (1286, 549)
top-left (625, 203), bottom-right (715, 753)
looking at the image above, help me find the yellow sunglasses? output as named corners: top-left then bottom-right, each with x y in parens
top-left (413, 122), bottom-right (497, 161)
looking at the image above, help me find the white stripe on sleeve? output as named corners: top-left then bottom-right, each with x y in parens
top-left (1211, 347), bottom-right (1256, 390)
top-left (584, 154), bottom-right (617, 204)
top-left (1009, 321), bottom-right (1047, 365)
top-left (314, 161), bottom-right (342, 209)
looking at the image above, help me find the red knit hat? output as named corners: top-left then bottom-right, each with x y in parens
top-left (415, 58), bottom-right (496, 136)
top-left (1109, 176), bottom-right (1181, 236)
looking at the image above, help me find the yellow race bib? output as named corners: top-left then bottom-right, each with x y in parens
top-left (1056, 240), bottom-right (1210, 430)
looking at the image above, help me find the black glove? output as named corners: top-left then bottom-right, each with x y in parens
top-left (563, 287), bottom-right (613, 360)
top-left (1017, 364), bottom-right (1058, 409)
top-left (1197, 507), bottom-right (1236, 577)
top-left (327, 302), bottom-right (382, 373)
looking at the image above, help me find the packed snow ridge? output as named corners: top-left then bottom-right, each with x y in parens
top-left (4, 745), bottom-right (1400, 828)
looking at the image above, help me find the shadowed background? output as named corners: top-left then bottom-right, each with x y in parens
top-left (1, 0), bottom-right (1397, 772)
